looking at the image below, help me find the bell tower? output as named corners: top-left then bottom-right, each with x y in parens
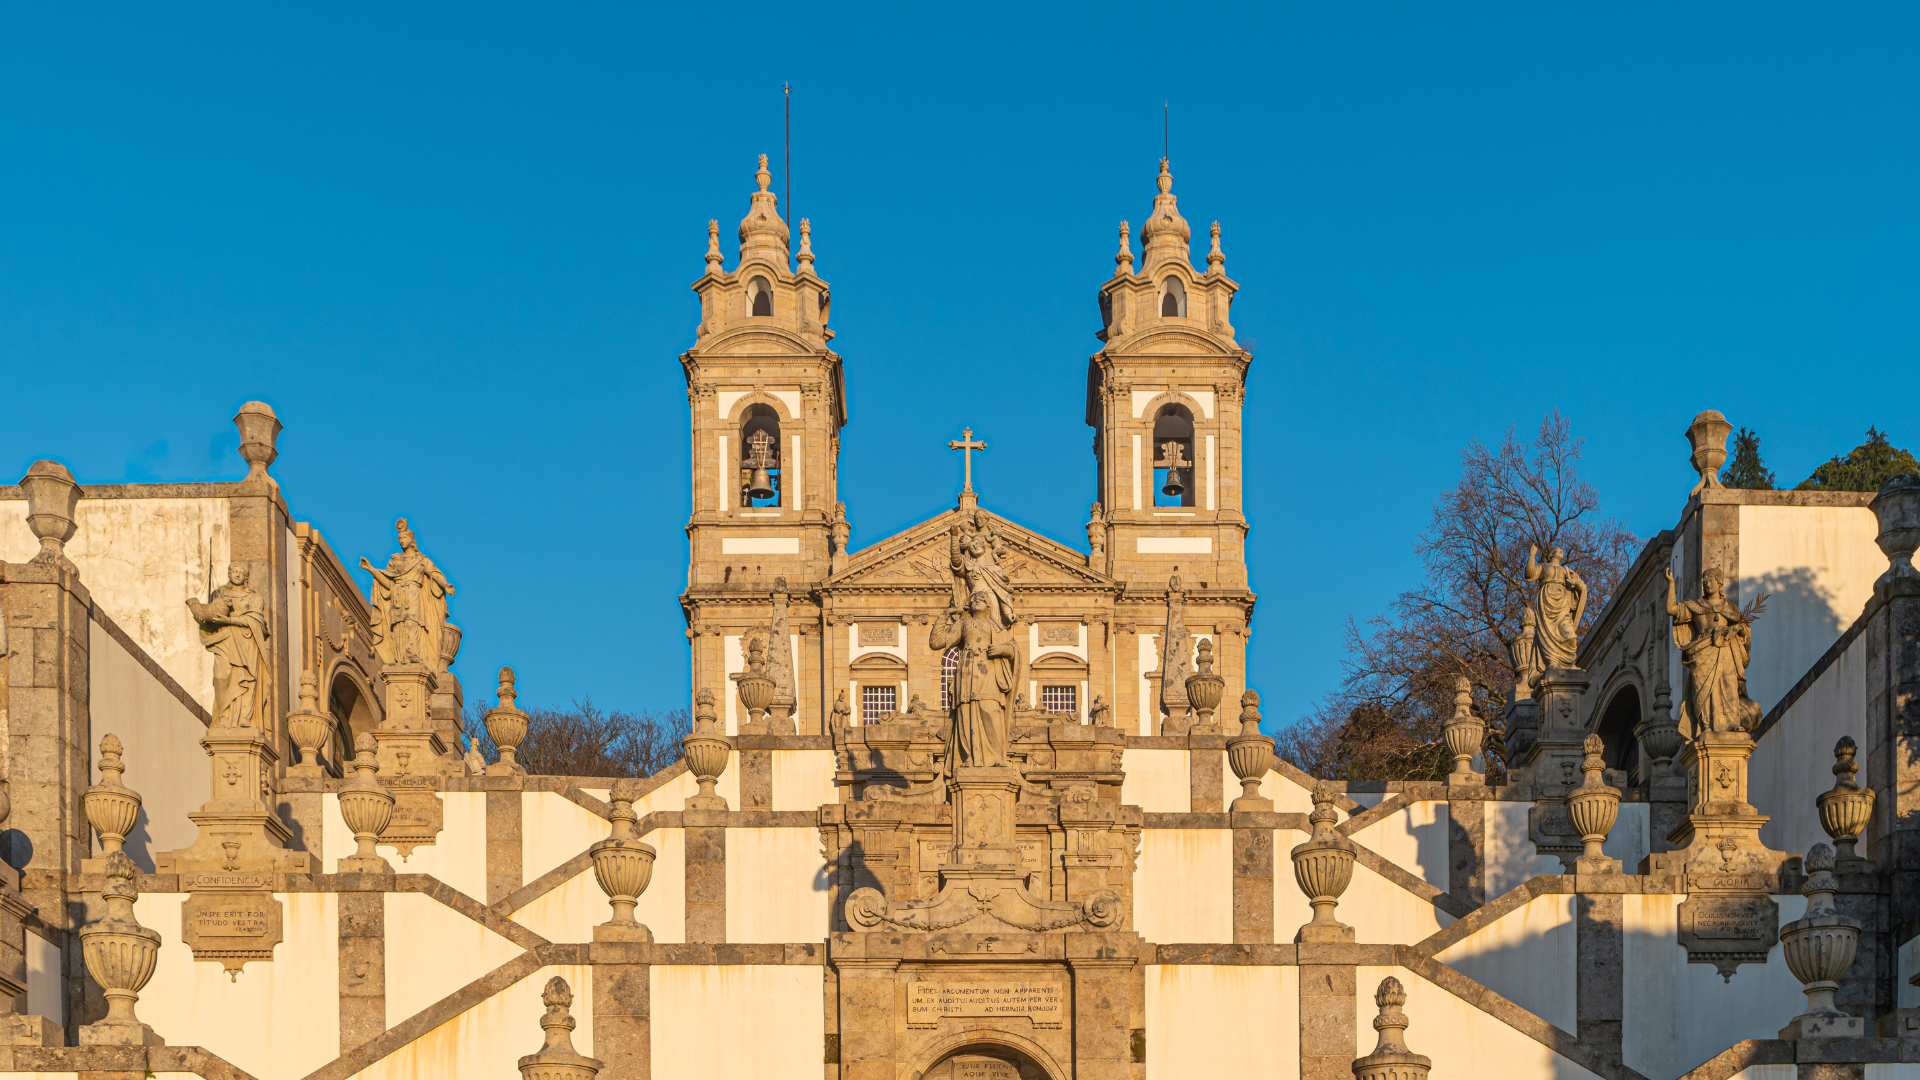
top-left (681, 154), bottom-right (848, 734)
top-left (1086, 160), bottom-right (1255, 730)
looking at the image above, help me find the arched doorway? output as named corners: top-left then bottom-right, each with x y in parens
top-left (1594, 684), bottom-right (1643, 784)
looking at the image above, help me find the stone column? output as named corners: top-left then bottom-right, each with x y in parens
top-left (1297, 958), bottom-right (1357, 1080)
top-left (0, 558), bottom-right (92, 924)
top-left (1066, 950), bottom-right (1136, 1080)
top-left (1231, 821), bottom-right (1274, 944)
top-left (1188, 729), bottom-right (1225, 813)
top-left (1575, 890), bottom-right (1625, 1075)
top-left (591, 944), bottom-right (650, 1080)
top-left (1865, 477), bottom-right (1920, 1021)
top-left (485, 777), bottom-right (525, 905)
top-left (337, 885), bottom-right (385, 1052)
top-left (1446, 794), bottom-right (1486, 907)
top-left (832, 958), bottom-right (898, 1080)
top-left (737, 739), bottom-right (773, 810)
top-left (683, 815), bottom-right (726, 942)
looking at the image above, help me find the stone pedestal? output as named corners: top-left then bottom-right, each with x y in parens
top-left (375, 663), bottom-right (451, 777)
top-left (1665, 731), bottom-right (1772, 866)
top-left (946, 766), bottom-right (1023, 874)
top-left (155, 726), bottom-right (311, 878)
top-left (1515, 668), bottom-right (1591, 797)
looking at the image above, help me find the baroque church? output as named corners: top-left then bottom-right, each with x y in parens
top-left (0, 154), bottom-right (1915, 1080)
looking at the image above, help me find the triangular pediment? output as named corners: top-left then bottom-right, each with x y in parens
top-left (826, 505), bottom-right (1115, 592)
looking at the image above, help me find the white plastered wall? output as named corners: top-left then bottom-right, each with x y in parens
top-left (87, 618), bottom-right (206, 865)
top-left (321, 792), bottom-right (488, 902)
top-left (772, 749), bottom-right (837, 810)
top-left (135, 891), bottom-right (339, 1080)
top-left (1484, 801), bottom-right (1565, 900)
top-left (348, 964), bottom-right (591, 1080)
top-left (1339, 859), bottom-right (1451, 943)
top-left (1432, 893), bottom-right (1577, 1034)
top-left (1120, 749), bottom-right (1187, 812)
top-left (1143, 965), bottom-right (1297, 1079)
top-left (520, 790), bottom-right (611, 885)
top-left (1621, 892), bottom-right (1811, 1080)
top-left (651, 966), bottom-right (824, 1080)
top-left (383, 892), bottom-right (525, 1028)
top-left (1134, 830), bottom-right (1232, 943)
top-left (1737, 504), bottom-right (1883, 711)
top-left (1353, 965), bottom-right (1603, 1080)
top-left (1348, 802), bottom-right (1449, 892)
top-left (509, 828), bottom-right (686, 944)
top-left (725, 827), bottom-right (829, 943)
top-left (1752, 632), bottom-right (1868, 858)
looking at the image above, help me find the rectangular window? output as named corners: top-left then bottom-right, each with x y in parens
top-left (862, 684), bottom-right (897, 723)
top-left (1041, 684), bottom-right (1077, 717)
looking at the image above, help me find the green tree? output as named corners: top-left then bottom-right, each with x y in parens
top-left (1797, 428), bottom-right (1919, 492)
top-left (1719, 427), bottom-right (1776, 490)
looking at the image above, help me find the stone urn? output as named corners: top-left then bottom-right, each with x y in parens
top-left (84, 734), bottom-right (142, 857)
top-left (1634, 684), bottom-right (1684, 780)
top-left (1817, 736), bottom-right (1875, 862)
top-left (337, 733), bottom-right (394, 870)
top-left (485, 666), bottom-right (530, 775)
top-left (232, 401), bottom-right (282, 482)
top-left (19, 460), bottom-right (80, 566)
top-left (1778, 844), bottom-right (1863, 1038)
top-left (1352, 977), bottom-right (1430, 1080)
top-left (1184, 639), bottom-right (1226, 729)
top-left (1291, 782), bottom-right (1356, 942)
top-left (590, 778), bottom-right (658, 930)
top-left (285, 670), bottom-right (333, 772)
top-left (1564, 733), bottom-right (1621, 867)
top-left (1871, 473), bottom-right (1920, 590)
top-left (517, 976), bottom-right (603, 1080)
top-left (1440, 677), bottom-right (1484, 779)
top-left (439, 622), bottom-right (464, 671)
top-left (682, 689), bottom-right (731, 810)
top-left (732, 639), bottom-right (775, 728)
top-left (1225, 689), bottom-right (1275, 809)
top-left (1685, 410), bottom-right (1733, 493)
top-left (78, 852), bottom-right (162, 1046)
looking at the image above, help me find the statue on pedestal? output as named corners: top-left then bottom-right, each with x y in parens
top-left (1664, 565), bottom-right (1762, 733)
top-left (1524, 545), bottom-right (1587, 670)
top-left (949, 511), bottom-right (1015, 630)
top-left (928, 592), bottom-right (1017, 769)
top-left (187, 564), bottom-right (270, 729)
top-left (360, 518), bottom-right (456, 668)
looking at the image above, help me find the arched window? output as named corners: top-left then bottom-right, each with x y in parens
top-left (749, 276), bottom-right (773, 317)
top-left (1160, 277), bottom-right (1186, 318)
top-left (740, 404), bottom-right (782, 508)
top-left (940, 647), bottom-right (959, 710)
top-left (1152, 403), bottom-right (1196, 508)
top-left (1595, 685), bottom-right (1643, 784)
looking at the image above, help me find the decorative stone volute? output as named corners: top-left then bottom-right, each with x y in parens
top-left (84, 734), bottom-right (141, 859)
top-left (1685, 409), bottom-right (1733, 495)
top-left (1352, 977), bottom-right (1430, 1080)
top-left (1817, 736), bottom-right (1875, 864)
top-left (485, 667), bottom-right (530, 776)
top-left (1185, 638), bottom-right (1226, 731)
top-left (1870, 473), bottom-right (1920, 595)
top-left (337, 733), bottom-right (394, 873)
top-left (590, 778), bottom-right (657, 938)
top-left (1441, 677), bottom-right (1485, 782)
top-left (683, 688), bottom-right (730, 811)
top-left (285, 670), bottom-right (332, 776)
top-left (1226, 689), bottom-right (1276, 811)
top-left (517, 976), bottom-right (602, 1080)
top-left (1291, 781), bottom-right (1357, 942)
top-left (78, 853), bottom-right (163, 1046)
top-left (19, 460), bottom-right (81, 569)
top-left (1564, 733), bottom-right (1622, 873)
top-left (1778, 843), bottom-right (1864, 1039)
top-left (232, 401), bottom-right (282, 483)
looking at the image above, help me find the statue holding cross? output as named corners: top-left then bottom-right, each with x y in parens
top-left (948, 426), bottom-right (986, 508)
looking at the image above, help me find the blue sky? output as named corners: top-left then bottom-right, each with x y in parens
top-left (1, 5), bottom-right (1914, 725)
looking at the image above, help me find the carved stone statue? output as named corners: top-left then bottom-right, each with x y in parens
top-left (949, 510), bottom-right (1015, 630)
top-left (1524, 545), bottom-right (1587, 670)
top-left (187, 563), bottom-right (270, 728)
top-left (359, 518), bottom-right (456, 668)
top-left (1509, 607), bottom-right (1542, 699)
top-left (1160, 575), bottom-right (1193, 723)
top-left (1665, 565), bottom-right (1762, 733)
top-left (463, 736), bottom-right (486, 776)
top-left (928, 593), bottom-right (1017, 769)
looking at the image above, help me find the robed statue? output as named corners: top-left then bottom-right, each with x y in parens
top-left (1664, 565), bottom-right (1762, 733)
top-left (928, 592), bottom-right (1018, 769)
top-left (950, 510), bottom-right (1016, 630)
top-left (187, 563), bottom-right (271, 728)
top-left (360, 518), bottom-right (456, 669)
top-left (1524, 545), bottom-right (1587, 671)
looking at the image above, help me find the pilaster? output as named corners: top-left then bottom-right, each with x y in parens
top-left (485, 779), bottom-right (525, 905)
top-left (591, 941), bottom-right (650, 1080)
top-left (1188, 732), bottom-right (1224, 813)
top-left (1231, 820), bottom-right (1274, 944)
top-left (1297, 958), bottom-right (1356, 1080)
top-left (1066, 951), bottom-right (1136, 1079)
top-left (1446, 794), bottom-right (1486, 907)
top-left (1575, 890), bottom-right (1625, 1074)
top-left (337, 884), bottom-right (384, 1052)
top-left (684, 817), bottom-right (726, 943)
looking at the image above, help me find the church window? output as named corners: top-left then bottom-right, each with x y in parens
top-left (740, 405), bottom-right (782, 508)
top-left (749, 276), bottom-right (773, 316)
top-left (1040, 684), bottom-right (1077, 717)
top-left (940, 647), bottom-right (958, 709)
top-left (861, 684), bottom-right (896, 723)
top-left (1160, 277), bottom-right (1186, 318)
top-left (1152, 403), bottom-right (1196, 508)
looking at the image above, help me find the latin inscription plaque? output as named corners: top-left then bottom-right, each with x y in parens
top-left (182, 890), bottom-right (284, 979)
top-left (859, 624), bottom-right (899, 647)
top-left (907, 980), bottom-right (1065, 1029)
top-left (954, 1059), bottom-right (1020, 1080)
top-left (383, 789), bottom-right (445, 859)
top-left (1676, 892), bottom-right (1778, 981)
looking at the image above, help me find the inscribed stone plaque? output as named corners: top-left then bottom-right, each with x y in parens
top-left (1038, 625), bottom-right (1077, 646)
top-left (952, 1058), bottom-right (1020, 1080)
top-left (907, 980), bottom-right (1066, 1029)
top-left (383, 789), bottom-right (444, 859)
top-left (859, 624), bottom-right (899, 647)
top-left (917, 838), bottom-right (1044, 875)
top-left (1676, 893), bottom-right (1779, 981)
top-left (182, 891), bottom-right (284, 979)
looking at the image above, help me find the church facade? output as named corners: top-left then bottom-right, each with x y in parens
top-left (0, 157), bottom-right (1915, 1080)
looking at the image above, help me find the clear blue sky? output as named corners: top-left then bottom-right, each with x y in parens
top-left (2, 5), bottom-right (1914, 726)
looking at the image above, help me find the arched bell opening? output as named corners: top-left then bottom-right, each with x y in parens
top-left (748, 275), bottom-right (773, 317)
top-left (740, 404), bottom-right (783, 508)
top-left (1159, 275), bottom-right (1186, 318)
top-left (1152, 403), bottom-right (1196, 507)
top-left (1595, 683), bottom-right (1643, 785)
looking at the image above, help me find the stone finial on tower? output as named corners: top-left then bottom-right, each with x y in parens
top-left (517, 976), bottom-right (603, 1080)
top-left (737, 153), bottom-right (790, 262)
top-left (19, 460), bottom-right (81, 570)
top-left (1139, 158), bottom-right (1192, 271)
top-left (1685, 410), bottom-right (1733, 496)
top-left (796, 218), bottom-right (815, 274)
top-left (1352, 977), bottom-right (1431, 1079)
top-left (1114, 221), bottom-right (1134, 278)
top-left (704, 219), bottom-right (724, 276)
top-left (1207, 221), bottom-right (1225, 275)
top-left (233, 401), bottom-right (282, 484)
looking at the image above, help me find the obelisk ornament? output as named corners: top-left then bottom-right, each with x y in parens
top-left (517, 976), bottom-right (603, 1080)
top-left (1226, 689), bottom-right (1276, 810)
top-left (1817, 736), bottom-right (1875, 863)
top-left (590, 777), bottom-right (658, 935)
top-left (1777, 843), bottom-right (1864, 1038)
top-left (1351, 977), bottom-right (1431, 1080)
top-left (1291, 781), bottom-right (1357, 942)
top-left (1564, 733), bottom-right (1621, 871)
top-left (338, 733), bottom-right (394, 872)
top-left (84, 734), bottom-right (141, 857)
top-left (1185, 638), bottom-right (1226, 731)
top-left (485, 667), bottom-right (530, 776)
top-left (1441, 677), bottom-right (1485, 781)
top-left (682, 688), bottom-right (731, 811)
top-left (285, 670), bottom-right (333, 773)
top-left (78, 852), bottom-right (163, 1046)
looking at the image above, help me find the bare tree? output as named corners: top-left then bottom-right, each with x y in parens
top-left (461, 697), bottom-right (691, 778)
top-left (1282, 411), bottom-right (1640, 781)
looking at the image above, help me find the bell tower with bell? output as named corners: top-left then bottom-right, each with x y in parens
top-left (681, 154), bottom-right (847, 734)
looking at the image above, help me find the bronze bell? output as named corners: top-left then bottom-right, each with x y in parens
top-left (748, 468), bottom-right (775, 501)
top-left (1161, 467), bottom-right (1185, 498)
